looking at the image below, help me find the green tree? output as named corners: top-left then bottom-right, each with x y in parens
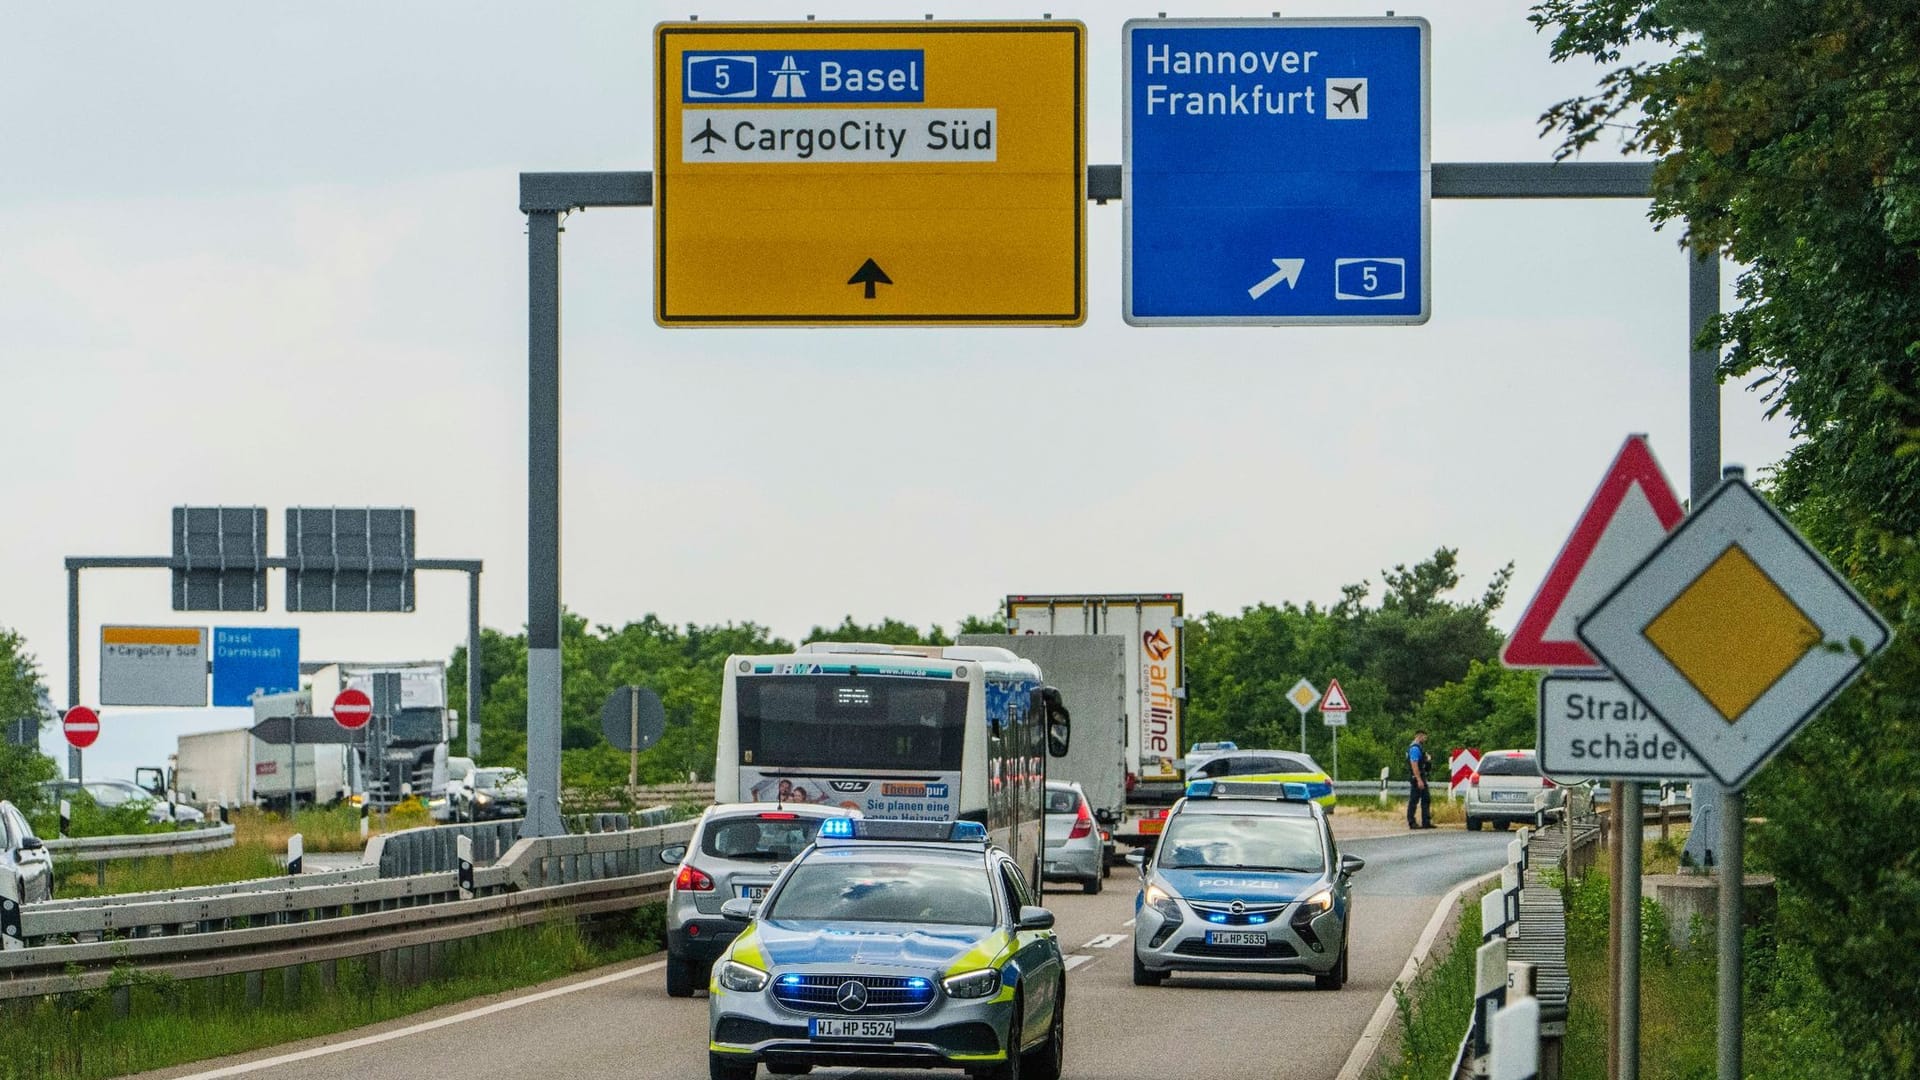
top-left (1532, 3), bottom-right (1920, 1071)
top-left (0, 627), bottom-right (58, 807)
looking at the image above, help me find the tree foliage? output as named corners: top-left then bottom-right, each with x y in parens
top-left (0, 627), bottom-right (57, 807)
top-left (1532, 2), bottom-right (1920, 1071)
top-left (1185, 549), bottom-right (1517, 780)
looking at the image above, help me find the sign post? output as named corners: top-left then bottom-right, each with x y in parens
top-left (601, 686), bottom-right (667, 784)
top-left (1319, 678), bottom-right (1351, 779)
top-left (1286, 678), bottom-right (1320, 756)
top-left (1578, 466), bottom-right (1893, 1080)
top-left (62, 706), bottom-right (99, 786)
top-left (1124, 17), bottom-right (1430, 325)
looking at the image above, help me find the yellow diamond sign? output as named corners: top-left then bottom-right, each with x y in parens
top-left (1643, 545), bottom-right (1821, 722)
top-left (1577, 476), bottom-right (1891, 789)
top-left (654, 21), bottom-right (1087, 326)
top-left (1287, 678), bottom-right (1320, 713)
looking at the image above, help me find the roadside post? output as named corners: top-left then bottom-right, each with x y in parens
top-left (1319, 678), bottom-right (1351, 778)
top-left (1578, 465), bottom-right (1892, 1080)
top-left (1491, 997), bottom-right (1543, 1080)
top-left (1473, 936), bottom-right (1509, 1064)
top-left (1378, 766), bottom-right (1390, 807)
top-left (0, 871), bottom-right (20, 951)
top-left (58, 799), bottom-right (70, 839)
top-left (286, 833), bottom-right (303, 876)
top-left (1285, 679), bottom-right (1319, 757)
top-left (456, 834), bottom-right (475, 899)
top-left (602, 686), bottom-right (667, 789)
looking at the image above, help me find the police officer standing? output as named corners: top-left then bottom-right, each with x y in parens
top-left (1406, 729), bottom-right (1434, 830)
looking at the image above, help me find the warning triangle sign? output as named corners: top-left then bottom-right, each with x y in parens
top-left (1319, 678), bottom-right (1351, 713)
top-left (1502, 435), bottom-right (1684, 668)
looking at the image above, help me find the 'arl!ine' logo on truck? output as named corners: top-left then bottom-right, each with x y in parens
top-left (1145, 631), bottom-right (1177, 756)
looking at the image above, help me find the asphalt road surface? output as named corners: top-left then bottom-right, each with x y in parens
top-left (142, 827), bottom-right (1511, 1080)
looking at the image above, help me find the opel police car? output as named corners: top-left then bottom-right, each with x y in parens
top-left (1130, 779), bottom-right (1364, 990)
top-left (705, 818), bottom-right (1067, 1080)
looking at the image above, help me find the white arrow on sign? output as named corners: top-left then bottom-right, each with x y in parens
top-left (1247, 258), bottom-right (1306, 300)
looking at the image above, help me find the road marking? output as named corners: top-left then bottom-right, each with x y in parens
top-left (1122, 917), bottom-right (1136, 928)
top-left (167, 958), bottom-right (668, 1079)
top-left (1082, 933), bottom-right (1126, 950)
top-left (1064, 954), bottom-right (1093, 971)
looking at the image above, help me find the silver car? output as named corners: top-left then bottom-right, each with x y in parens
top-left (664, 803), bottom-right (855, 998)
top-left (1042, 781), bottom-right (1103, 894)
top-left (2, 799), bottom-right (54, 903)
top-left (1464, 750), bottom-right (1565, 831)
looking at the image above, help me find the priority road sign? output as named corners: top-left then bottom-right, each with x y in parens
top-left (1577, 476), bottom-right (1892, 790)
top-left (1287, 678), bottom-right (1320, 714)
top-left (63, 706), bottom-right (100, 749)
top-left (655, 21), bottom-right (1086, 326)
top-left (332, 688), bottom-right (373, 730)
top-left (1123, 17), bottom-right (1430, 325)
top-left (1502, 435), bottom-right (1684, 669)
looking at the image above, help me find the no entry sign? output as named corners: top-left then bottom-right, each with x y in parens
top-left (63, 706), bottom-right (101, 749)
top-left (332, 688), bottom-right (373, 730)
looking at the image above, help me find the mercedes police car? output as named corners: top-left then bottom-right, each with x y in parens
top-left (1130, 779), bottom-right (1364, 990)
top-left (705, 818), bottom-right (1066, 1080)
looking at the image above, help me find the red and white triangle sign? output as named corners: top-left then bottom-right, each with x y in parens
top-left (1319, 678), bottom-right (1351, 713)
top-left (1502, 435), bottom-right (1685, 669)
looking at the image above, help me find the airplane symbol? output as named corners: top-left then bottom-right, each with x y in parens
top-left (1331, 83), bottom-right (1364, 114)
top-left (690, 119), bottom-right (724, 154)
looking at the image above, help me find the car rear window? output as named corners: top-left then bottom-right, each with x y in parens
top-left (1479, 754), bottom-right (1539, 777)
top-left (1044, 789), bottom-right (1079, 814)
top-left (702, 815), bottom-right (827, 861)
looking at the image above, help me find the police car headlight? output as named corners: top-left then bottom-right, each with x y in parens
top-left (1144, 883), bottom-right (1183, 922)
top-left (716, 960), bottom-right (769, 993)
top-left (1302, 889), bottom-right (1334, 913)
top-left (942, 968), bottom-right (1002, 999)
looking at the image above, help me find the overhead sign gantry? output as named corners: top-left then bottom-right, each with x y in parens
top-left (654, 21), bottom-right (1087, 326)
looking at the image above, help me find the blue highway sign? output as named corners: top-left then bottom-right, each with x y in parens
top-left (1124, 18), bottom-right (1430, 325)
top-left (211, 627), bottom-right (300, 707)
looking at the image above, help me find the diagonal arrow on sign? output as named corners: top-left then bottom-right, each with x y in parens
top-left (1247, 258), bottom-right (1306, 300)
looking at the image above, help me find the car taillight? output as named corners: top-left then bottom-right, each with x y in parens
top-left (1470, 771), bottom-right (1482, 788)
top-left (758, 812), bottom-right (798, 820)
top-left (1069, 802), bottom-right (1094, 840)
top-left (1543, 777), bottom-right (1556, 788)
top-left (675, 865), bottom-right (715, 892)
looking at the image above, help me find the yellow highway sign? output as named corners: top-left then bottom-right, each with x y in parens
top-left (654, 21), bottom-right (1086, 326)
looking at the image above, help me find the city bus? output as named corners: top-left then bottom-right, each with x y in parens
top-left (713, 642), bottom-right (1071, 886)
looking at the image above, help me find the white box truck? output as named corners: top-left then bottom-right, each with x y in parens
top-left (1002, 594), bottom-right (1187, 850)
top-left (170, 727), bottom-right (357, 811)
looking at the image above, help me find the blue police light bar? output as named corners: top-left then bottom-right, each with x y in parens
top-left (815, 818), bottom-right (989, 843)
top-left (1185, 779), bottom-right (1312, 801)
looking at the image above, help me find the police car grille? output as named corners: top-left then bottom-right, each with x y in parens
top-left (1189, 901), bottom-right (1287, 926)
top-left (771, 974), bottom-right (936, 1015)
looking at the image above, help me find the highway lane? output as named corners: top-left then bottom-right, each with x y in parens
top-left (140, 826), bottom-right (1510, 1080)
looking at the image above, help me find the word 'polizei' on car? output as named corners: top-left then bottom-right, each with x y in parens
top-left (1130, 779), bottom-right (1364, 989)
top-left (705, 817), bottom-right (1066, 1080)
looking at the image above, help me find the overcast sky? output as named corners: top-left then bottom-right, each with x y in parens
top-left (2, 2), bottom-right (1794, 777)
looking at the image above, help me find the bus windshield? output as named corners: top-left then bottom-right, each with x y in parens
top-left (736, 675), bottom-right (968, 772)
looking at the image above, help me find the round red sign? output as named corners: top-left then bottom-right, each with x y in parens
top-left (63, 705), bottom-right (101, 749)
top-left (332, 687), bottom-right (374, 730)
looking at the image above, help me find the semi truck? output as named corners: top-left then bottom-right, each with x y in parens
top-left (998, 593), bottom-right (1188, 852)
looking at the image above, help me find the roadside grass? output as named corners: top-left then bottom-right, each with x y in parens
top-left (1371, 884), bottom-right (1492, 1079)
top-left (1343, 795), bottom-right (1468, 827)
top-left (2, 903), bottom-right (666, 1080)
top-left (51, 844), bottom-right (289, 899)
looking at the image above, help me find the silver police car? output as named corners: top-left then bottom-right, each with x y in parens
top-left (1130, 779), bottom-right (1364, 989)
top-left (706, 818), bottom-right (1066, 1080)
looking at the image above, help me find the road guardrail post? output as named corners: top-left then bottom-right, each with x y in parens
top-left (1474, 936), bottom-right (1510, 1068)
top-left (457, 835), bottom-right (475, 899)
top-left (1490, 997), bottom-right (1542, 1080)
top-left (1, 871), bottom-right (23, 951)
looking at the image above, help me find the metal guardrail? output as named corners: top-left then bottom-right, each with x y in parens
top-left (1, 820), bottom-right (693, 1001)
top-left (43, 824), bottom-right (236, 863)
